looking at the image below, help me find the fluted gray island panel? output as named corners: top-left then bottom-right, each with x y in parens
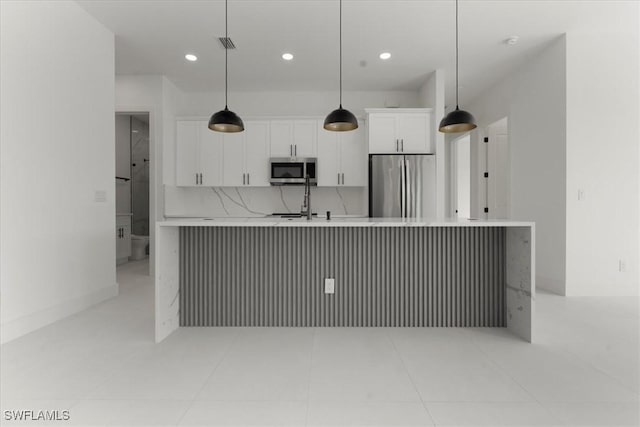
top-left (155, 219), bottom-right (534, 343)
top-left (180, 226), bottom-right (505, 328)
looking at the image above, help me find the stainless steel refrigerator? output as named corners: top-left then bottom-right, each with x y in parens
top-left (369, 154), bottom-right (436, 218)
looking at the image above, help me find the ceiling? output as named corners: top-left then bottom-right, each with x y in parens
top-left (77, 0), bottom-right (637, 108)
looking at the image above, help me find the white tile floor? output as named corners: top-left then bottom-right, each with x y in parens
top-left (1, 259), bottom-right (638, 426)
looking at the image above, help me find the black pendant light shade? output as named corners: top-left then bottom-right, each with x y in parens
top-left (324, 0), bottom-right (358, 132)
top-left (209, 107), bottom-right (244, 132)
top-left (439, 0), bottom-right (476, 134)
top-left (324, 106), bottom-right (358, 131)
top-left (209, 0), bottom-right (244, 133)
top-left (439, 107), bottom-right (476, 133)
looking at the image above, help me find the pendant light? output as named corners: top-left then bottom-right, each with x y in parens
top-left (324, 0), bottom-right (358, 132)
top-left (439, 0), bottom-right (476, 133)
top-left (209, 0), bottom-right (244, 133)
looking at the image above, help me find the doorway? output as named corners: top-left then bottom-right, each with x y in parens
top-left (115, 113), bottom-right (150, 264)
top-left (450, 134), bottom-right (471, 218)
top-left (486, 117), bottom-right (510, 219)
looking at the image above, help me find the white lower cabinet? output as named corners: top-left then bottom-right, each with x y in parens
top-left (176, 121), bottom-right (223, 186)
top-left (317, 120), bottom-right (367, 186)
top-left (116, 215), bottom-right (131, 262)
top-left (222, 121), bottom-right (270, 186)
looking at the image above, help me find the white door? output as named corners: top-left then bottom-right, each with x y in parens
top-left (317, 126), bottom-right (339, 186)
top-left (222, 132), bottom-right (245, 186)
top-left (487, 118), bottom-right (510, 219)
top-left (454, 135), bottom-right (471, 218)
top-left (176, 121), bottom-right (200, 186)
top-left (339, 125), bottom-right (367, 186)
top-left (398, 113), bottom-right (430, 153)
top-left (244, 121), bottom-right (270, 186)
top-left (368, 114), bottom-right (397, 153)
top-left (292, 120), bottom-right (317, 157)
top-left (269, 121), bottom-right (293, 157)
top-left (199, 125), bottom-right (224, 186)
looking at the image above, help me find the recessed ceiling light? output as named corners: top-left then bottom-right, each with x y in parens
top-left (282, 53), bottom-right (294, 61)
top-left (185, 54), bottom-right (198, 61)
top-left (505, 36), bottom-right (519, 46)
top-left (379, 52), bottom-right (391, 60)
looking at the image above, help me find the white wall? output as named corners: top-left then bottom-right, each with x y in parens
top-left (419, 70), bottom-right (447, 217)
top-left (174, 90), bottom-right (420, 119)
top-left (0, 1), bottom-right (116, 343)
top-left (565, 28), bottom-right (639, 296)
top-left (468, 36), bottom-right (568, 295)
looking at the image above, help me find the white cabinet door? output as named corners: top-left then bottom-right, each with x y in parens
top-left (339, 125), bottom-right (367, 186)
top-left (269, 120), bottom-right (317, 158)
top-left (270, 121), bottom-right (293, 157)
top-left (116, 216), bottom-right (131, 260)
top-left (199, 124), bottom-right (224, 186)
top-left (368, 114), bottom-right (397, 153)
top-left (292, 120), bottom-right (317, 157)
top-left (176, 121), bottom-right (200, 186)
top-left (244, 121), bottom-right (270, 186)
top-left (317, 126), bottom-right (339, 186)
top-left (398, 113), bottom-right (430, 153)
top-left (221, 132), bottom-right (245, 186)
top-left (367, 110), bottom-right (433, 154)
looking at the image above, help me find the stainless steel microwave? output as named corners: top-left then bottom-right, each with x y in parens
top-left (269, 157), bottom-right (317, 185)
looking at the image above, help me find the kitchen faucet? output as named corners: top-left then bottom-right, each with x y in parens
top-left (301, 175), bottom-right (312, 220)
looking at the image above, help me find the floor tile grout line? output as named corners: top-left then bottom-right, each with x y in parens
top-left (465, 331), bottom-right (546, 407)
top-left (304, 327), bottom-right (316, 427)
top-left (547, 340), bottom-right (640, 397)
top-left (385, 329), bottom-right (437, 426)
top-left (173, 328), bottom-right (242, 426)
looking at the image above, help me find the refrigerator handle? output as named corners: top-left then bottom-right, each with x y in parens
top-left (400, 157), bottom-right (406, 218)
top-left (405, 159), bottom-right (411, 217)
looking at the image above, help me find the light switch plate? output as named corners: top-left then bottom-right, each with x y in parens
top-left (94, 190), bottom-right (107, 203)
top-left (324, 278), bottom-right (335, 294)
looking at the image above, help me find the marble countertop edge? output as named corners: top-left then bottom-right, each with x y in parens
top-left (157, 217), bottom-right (535, 228)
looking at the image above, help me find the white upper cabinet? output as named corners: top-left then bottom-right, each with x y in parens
top-left (243, 121), bottom-right (270, 186)
top-left (317, 120), bottom-right (367, 187)
top-left (366, 108), bottom-right (433, 154)
top-left (221, 131), bottom-right (246, 186)
top-left (176, 120), bottom-right (223, 186)
top-left (270, 120), bottom-right (317, 158)
top-left (222, 121), bottom-right (270, 187)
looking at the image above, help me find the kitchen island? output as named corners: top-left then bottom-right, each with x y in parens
top-left (156, 218), bottom-right (534, 342)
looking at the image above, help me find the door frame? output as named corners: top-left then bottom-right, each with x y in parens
top-left (115, 106), bottom-right (157, 276)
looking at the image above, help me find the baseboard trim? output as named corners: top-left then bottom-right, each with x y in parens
top-left (0, 283), bottom-right (119, 344)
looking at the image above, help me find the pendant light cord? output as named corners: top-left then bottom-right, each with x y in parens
top-left (225, 0), bottom-right (229, 109)
top-left (455, 0), bottom-right (459, 109)
top-left (339, 0), bottom-right (343, 108)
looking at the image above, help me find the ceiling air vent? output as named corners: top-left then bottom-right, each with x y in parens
top-left (218, 37), bottom-right (236, 50)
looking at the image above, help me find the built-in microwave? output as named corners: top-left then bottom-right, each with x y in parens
top-left (269, 157), bottom-right (317, 185)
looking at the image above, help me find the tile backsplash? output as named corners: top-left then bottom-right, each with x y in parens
top-left (164, 185), bottom-right (367, 218)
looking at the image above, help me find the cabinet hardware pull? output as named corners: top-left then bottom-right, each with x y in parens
top-left (294, 145), bottom-right (297, 156)
top-left (396, 139), bottom-right (399, 152)
top-left (401, 139), bottom-right (404, 152)
top-left (195, 173), bottom-right (198, 185)
top-left (337, 173), bottom-right (340, 184)
top-left (200, 173), bottom-right (203, 185)
top-left (242, 173), bottom-right (245, 185)
top-left (342, 173), bottom-right (345, 185)
top-left (290, 144), bottom-right (293, 157)
top-left (247, 173), bottom-right (250, 185)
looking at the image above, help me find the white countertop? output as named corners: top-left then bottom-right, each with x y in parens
top-left (158, 217), bottom-right (534, 228)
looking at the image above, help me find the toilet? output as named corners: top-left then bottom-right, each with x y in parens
top-left (130, 235), bottom-right (149, 261)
